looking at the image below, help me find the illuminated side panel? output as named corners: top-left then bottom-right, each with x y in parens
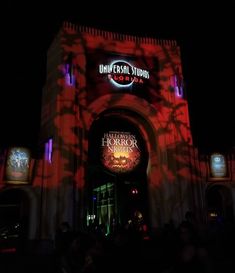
top-left (208, 153), bottom-right (230, 181)
top-left (172, 67), bottom-right (184, 98)
top-left (65, 64), bottom-right (75, 86)
top-left (5, 147), bottom-right (31, 184)
top-left (45, 138), bottom-right (53, 163)
top-left (101, 131), bottom-right (141, 173)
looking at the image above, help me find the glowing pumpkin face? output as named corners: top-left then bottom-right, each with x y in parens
top-left (101, 131), bottom-right (141, 173)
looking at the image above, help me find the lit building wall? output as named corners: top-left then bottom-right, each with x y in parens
top-left (37, 22), bottom-right (205, 237)
top-left (39, 21), bottom-right (207, 235)
top-left (0, 22), bottom-right (220, 242)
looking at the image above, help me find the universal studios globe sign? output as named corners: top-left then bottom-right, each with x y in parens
top-left (99, 60), bottom-right (150, 88)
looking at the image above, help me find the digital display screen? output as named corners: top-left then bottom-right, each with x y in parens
top-left (209, 153), bottom-right (228, 180)
top-left (5, 147), bottom-right (31, 184)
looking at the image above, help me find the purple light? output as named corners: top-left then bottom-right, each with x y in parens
top-left (175, 86), bottom-right (183, 97)
top-left (65, 64), bottom-right (75, 86)
top-left (44, 142), bottom-right (49, 161)
top-left (48, 138), bottom-right (53, 163)
top-left (173, 74), bottom-right (183, 97)
top-left (44, 138), bottom-right (53, 163)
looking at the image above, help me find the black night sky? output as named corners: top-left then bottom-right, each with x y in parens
top-left (2, 2), bottom-right (234, 154)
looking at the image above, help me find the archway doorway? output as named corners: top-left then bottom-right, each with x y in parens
top-left (206, 185), bottom-right (234, 224)
top-left (0, 188), bottom-right (30, 252)
top-left (87, 111), bottom-right (149, 235)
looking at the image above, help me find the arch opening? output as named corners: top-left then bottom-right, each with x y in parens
top-left (86, 110), bottom-right (150, 235)
top-left (206, 185), bottom-right (234, 224)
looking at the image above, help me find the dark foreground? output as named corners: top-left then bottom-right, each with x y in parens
top-left (1, 222), bottom-right (235, 273)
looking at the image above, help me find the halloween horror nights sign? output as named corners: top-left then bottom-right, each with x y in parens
top-left (101, 131), bottom-right (141, 173)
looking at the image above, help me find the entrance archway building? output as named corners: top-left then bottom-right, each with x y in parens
top-left (1, 22), bottom-right (234, 242)
top-left (37, 22), bottom-right (199, 237)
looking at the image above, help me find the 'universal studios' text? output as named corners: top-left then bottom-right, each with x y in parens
top-left (98, 60), bottom-right (149, 87)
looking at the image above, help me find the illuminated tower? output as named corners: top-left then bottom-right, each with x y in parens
top-left (39, 22), bottom-right (203, 237)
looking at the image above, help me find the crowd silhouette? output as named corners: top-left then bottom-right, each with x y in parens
top-left (52, 212), bottom-right (235, 273)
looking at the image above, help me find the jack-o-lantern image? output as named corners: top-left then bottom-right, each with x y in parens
top-left (101, 131), bottom-right (141, 173)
